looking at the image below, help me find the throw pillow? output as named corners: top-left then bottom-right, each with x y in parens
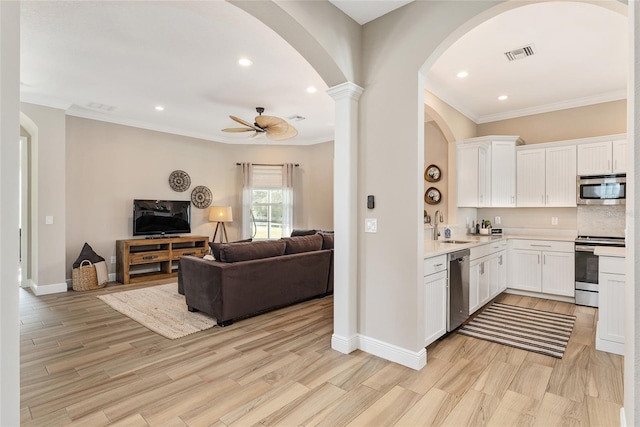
top-left (209, 238), bottom-right (252, 260)
top-left (319, 232), bottom-right (334, 250)
top-left (72, 243), bottom-right (105, 269)
top-left (219, 240), bottom-right (286, 263)
top-left (290, 229), bottom-right (317, 237)
top-left (283, 234), bottom-right (323, 254)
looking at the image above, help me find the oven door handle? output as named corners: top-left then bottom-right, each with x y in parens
top-left (575, 245), bottom-right (595, 253)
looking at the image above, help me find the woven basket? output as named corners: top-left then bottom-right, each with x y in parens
top-left (72, 260), bottom-right (101, 291)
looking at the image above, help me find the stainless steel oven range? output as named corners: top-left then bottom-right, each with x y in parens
top-left (574, 236), bottom-right (625, 307)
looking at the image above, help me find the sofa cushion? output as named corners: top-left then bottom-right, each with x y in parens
top-left (210, 238), bottom-right (252, 260)
top-left (290, 229), bottom-right (317, 237)
top-left (283, 234), bottom-right (323, 254)
top-left (219, 240), bottom-right (286, 263)
top-left (318, 232), bottom-right (334, 250)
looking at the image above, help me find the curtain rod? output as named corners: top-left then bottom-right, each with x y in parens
top-left (236, 163), bottom-right (299, 167)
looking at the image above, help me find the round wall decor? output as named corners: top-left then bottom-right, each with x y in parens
top-left (424, 187), bottom-right (441, 205)
top-left (168, 170), bottom-right (191, 192)
top-left (424, 164), bottom-right (441, 182)
top-left (191, 185), bottom-right (212, 209)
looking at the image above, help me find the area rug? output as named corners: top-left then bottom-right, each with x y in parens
top-left (458, 302), bottom-right (576, 358)
top-left (97, 283), bottom-right (216, 339)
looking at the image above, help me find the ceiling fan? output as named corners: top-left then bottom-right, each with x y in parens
top-left (222, 107), bottom-right (298, 141)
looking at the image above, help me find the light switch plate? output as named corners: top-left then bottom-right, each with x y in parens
top-left (45, 215), bottom-right (53, 225)
top-left (551, 216), bottom-right (558, 225)
top-left (365, 218), bottom-right (377, 233)
top-left (494, 216), bottom-right (501, 225)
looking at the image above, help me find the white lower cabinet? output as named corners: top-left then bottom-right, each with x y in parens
top-left (424, 255), bottom-right (447, 347)
top-left (508, 240), bottom-right (575, 297)
top-left (469, 241), bottom-right (507, 315)
top-left (596, 255), bottom-right (625, 355)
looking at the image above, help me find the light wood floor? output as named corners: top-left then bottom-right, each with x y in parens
top-left (20, 280), bottom-right (623, 426)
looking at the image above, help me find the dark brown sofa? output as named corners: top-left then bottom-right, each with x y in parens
top-left (180, 235), bottom-right (332, 326)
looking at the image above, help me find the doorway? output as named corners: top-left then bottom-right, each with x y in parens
top-left (19, 132), bottom-right (32, 288)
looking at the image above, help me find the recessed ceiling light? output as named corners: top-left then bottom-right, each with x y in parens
top-left (456, 71), bottom-right (469, 78)
top-left (238, 58), bottom-right (253, 67)
top-left (155, 105), bottom-right (164, 111)
top-left (306, 86), bottom-right (317, 94)
top-left (498, 95), bottom-right (508, 101)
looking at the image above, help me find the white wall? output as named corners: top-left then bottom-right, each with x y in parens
top-left (20, 103), bottom-right (67, 292)
top-left (64, 115), bottom-right (334, 279)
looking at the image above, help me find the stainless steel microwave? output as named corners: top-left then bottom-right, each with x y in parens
top-left (577, 174), bottom-right (626, 205)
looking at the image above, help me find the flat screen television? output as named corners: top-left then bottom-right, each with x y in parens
top-left (133, 199), bottom-right (191, 237)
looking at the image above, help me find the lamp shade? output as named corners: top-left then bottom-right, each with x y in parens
top-left (209, 206), bottom-right (233, 222)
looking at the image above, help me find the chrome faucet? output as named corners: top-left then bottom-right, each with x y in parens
top-left (433, 210), bottom-right (443, 240)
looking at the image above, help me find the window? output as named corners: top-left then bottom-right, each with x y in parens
top-left (241, 164), bottom-right (294, 239)
top-left (252, 188), bottom-right (283, 239)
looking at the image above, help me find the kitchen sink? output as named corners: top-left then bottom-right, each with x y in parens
top-left (441, 240), bottom-right (471, 244)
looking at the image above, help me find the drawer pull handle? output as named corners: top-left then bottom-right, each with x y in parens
top-left (182, 252), bottom-right (195, 256)
top-left (142, 255), bottom-right (158, 260)
top-left (433, 263), bottom-right (443, 267)
top-left (531, 244), bottom-right (551, 248)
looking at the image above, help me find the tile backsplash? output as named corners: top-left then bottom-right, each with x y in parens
top-left (577, 205), bottom-right (626, 238)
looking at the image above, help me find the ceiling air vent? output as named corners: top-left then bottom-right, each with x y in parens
top-left (504, 44), bottom-right (536, 62)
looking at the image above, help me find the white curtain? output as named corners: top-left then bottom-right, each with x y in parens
top-left (241, 162), bottom-right (253, 239)
top-left (282, 163), bottom-right (295, 237)
top-left (240, 162), bottom-right (295, 239)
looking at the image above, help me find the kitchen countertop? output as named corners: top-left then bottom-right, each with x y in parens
top-left (424, 233), bottom-right (576, 258)
top-left (594, 246), bottom-right (626, 258)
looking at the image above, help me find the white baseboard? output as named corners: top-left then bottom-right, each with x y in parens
top-left (504, 288), bottom-right (575, 304)
top-left (32, 281), bottom-right (67, 296)
top-left (331, 333), bottom-right (359, 354)
top-left (357, 334), bottom-right (426, 371)
top-left (620, 407), bottom-right (626, 427)
top-left (20, 279), bottom-right (33, 289)
top-left (595, 321), bottom-right (625, 356)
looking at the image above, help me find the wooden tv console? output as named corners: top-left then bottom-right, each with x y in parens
top-left (116, 235), bottom-right (209, 284)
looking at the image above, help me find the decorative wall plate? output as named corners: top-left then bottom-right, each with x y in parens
top-left (168, 170), bottom-right (191, 192)
top-left (191, 185), bottom-right (212, 209)
top-left (425, 187), bottom-right (441, 205)
top-left (425, 164), bottom-right (441, 182)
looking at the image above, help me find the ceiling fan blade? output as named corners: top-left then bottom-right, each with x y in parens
top-left (267, 127), bottom-right (298, 141)
top-left (222, 127), bottom-right (255, 133)
top-left (255, 115), bottom-right (286, 129)
top-left (230, 115), bottom-right (262, 131)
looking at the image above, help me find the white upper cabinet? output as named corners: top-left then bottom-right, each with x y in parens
top-left (457, 142), bottom-right (491, 207)
top-left (577, 137), bottom-right (627, 175)
top-left (517, 144), bottom-right (576, 207)
top-left (516, 148), bottom-right (546, 207)
top-left (457, 136), bottom-right (523, 208)
top-left (577, 141), bottom-right (612, 175)
top-left (491, 138), bottom-right (523, 207)
top-left (545, 145), bottom-right (577, 207)
top-left (612, 139), bottom-right (627, 174)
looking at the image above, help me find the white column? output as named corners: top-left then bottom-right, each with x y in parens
top-left (327, 81), bottom-right (363, 353)
top-left (0, 1), bottom-right (22, 425)
top-left (625, 1), bottom-right (639, 426)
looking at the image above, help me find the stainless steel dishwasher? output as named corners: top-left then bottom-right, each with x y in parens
top-left (447, 248), bottom-right (470, 332)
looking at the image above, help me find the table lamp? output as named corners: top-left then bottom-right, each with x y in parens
top-left (209, 206), bottom-right (233, 243)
